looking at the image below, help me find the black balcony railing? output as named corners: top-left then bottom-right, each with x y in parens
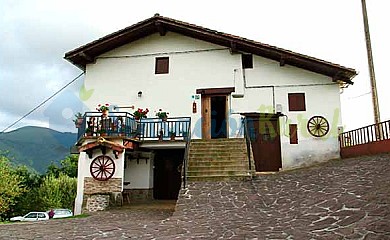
top-left (77, 112), bottom-right (191, 142)
top-left (140, 117), bottom-right (191, 140)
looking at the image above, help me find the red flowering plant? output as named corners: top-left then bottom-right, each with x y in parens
top-left (133, 108), bottom-right (149, 120)
top-left (96, 103), bottom-right (110, 112)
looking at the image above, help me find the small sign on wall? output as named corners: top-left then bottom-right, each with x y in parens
top-left (192, 94), bottom-right (200, 100)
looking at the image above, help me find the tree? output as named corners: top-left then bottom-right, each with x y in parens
top-left (60, 155), bottom-right (78, 178)
top-left (38, 173), bottom-right (77, 210)
top-left (46, 154), bottom-right (78, 178)
top-left (0, 155), bottom-right (25, 219)
top-left (12, 166), bottom-right (43, 216)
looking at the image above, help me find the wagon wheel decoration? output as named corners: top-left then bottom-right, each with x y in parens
top-left (90, 155), bottom-right (115, 181)
top-left (307, 116), bottom-right (330, 137)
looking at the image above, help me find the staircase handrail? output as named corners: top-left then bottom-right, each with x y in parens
top-left (182, 119), bottom-right (192, 189)
top-left (243, 117), bottom-right (252, 171)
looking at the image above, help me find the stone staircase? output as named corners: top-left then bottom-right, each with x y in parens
top-left (187, 138), bottom-right (255, 181)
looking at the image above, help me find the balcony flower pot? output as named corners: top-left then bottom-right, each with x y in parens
top-left (133, 108), bottom-right (149, 120)
top-left (73, 112), bottom-right (84, 128)
top-left (158, 130), bottom-right (164, 141)
top-left (96, 104), bottom-right (110, 117)
top-left (156, 109), bottom-right (169, 122)
top-left (85, 128), bottom-right (93, 137)
top-left (169, 131), bottom-right (176, 141)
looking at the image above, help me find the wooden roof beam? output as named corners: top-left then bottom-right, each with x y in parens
top-left (155, 22), bottom-right (166, 36)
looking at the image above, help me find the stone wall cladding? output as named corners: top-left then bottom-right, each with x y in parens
top-left (84, 177), bottom-right (122, 194)
top-left (124, 189), bottom-right (153, 201)
top-left (85, 194), bottom-right (110, 212)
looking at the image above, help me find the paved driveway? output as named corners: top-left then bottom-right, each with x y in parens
top-left (1, 154), bottom-right (389, 239)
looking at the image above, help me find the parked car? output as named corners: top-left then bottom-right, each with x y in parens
top-left (10, 212), bottom-right (49, 222)
top-left (48, 209), bottom-right (73, 219)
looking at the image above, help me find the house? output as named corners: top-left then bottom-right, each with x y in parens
top-left (65, 14), bottom-right (357, 214)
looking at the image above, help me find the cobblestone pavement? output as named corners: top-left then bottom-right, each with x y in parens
top-left (1, 154), bottom-right (389, 239)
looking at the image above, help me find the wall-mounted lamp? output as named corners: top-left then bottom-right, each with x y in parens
top-left (138, 91), bottom-right (143, 98)
top-left (276, 104), bottom-right (283, 114)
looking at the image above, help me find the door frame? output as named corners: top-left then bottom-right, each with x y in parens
top-left (197, 87), bottom-right (235, 140)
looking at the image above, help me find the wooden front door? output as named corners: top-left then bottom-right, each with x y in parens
top-left (248, 116), bottom-right (282, 171)
top-left (201, 95), bottom-right (228, 139)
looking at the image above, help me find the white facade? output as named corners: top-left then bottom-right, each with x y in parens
top-left (81, 32), bottom-right (342, 169)
top-left (74, 138), bottom-right (125, 215)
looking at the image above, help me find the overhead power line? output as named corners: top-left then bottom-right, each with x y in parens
top-left (1, 72), bottom-right (85, 133)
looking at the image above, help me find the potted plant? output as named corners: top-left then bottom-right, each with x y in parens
top-left (96, 103), bottom-right (110, 116)
top-left (133, 108), bottom-right (149, 120)
top-left (98, 128), bottom-right (107, 136)
top-left (73, 112), bottom-right (84, 128)
top-left (156, 109), bottom-right (169, 121)
top-left (181, 130), bottom-right (188, 140)
top-left (158, 129), bottom-right (164, 141)
top-left (169, 131), bottom-right (176, 141)
top-left (85, 127), bottom-right (93, 136)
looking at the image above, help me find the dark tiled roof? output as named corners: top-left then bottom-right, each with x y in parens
top-left (65, 14), bottom-right (357, 83)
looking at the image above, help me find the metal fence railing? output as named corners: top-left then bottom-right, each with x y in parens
top-left (339, 120), bottom-right (390, 148)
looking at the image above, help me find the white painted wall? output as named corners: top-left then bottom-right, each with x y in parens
top-left (123, 152), bottom-right (154, 189)
top-left (74, 138), bottom-right (125, 215)
top-left (82, 31), bottom-right (343, 170)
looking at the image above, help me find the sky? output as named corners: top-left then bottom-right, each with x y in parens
top-left (0, 0), bottom-right (389, 133)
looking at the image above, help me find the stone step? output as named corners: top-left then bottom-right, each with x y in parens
top-left (188, 160), bottom-right (248, 166)
top-left (189, 145), bottom-right (247, 151)
top-left (187, 174), bottom-right (252, 182)
top-left (188, 159), bottom-right (248, 166)
top-left (189, 152), bottom-right (247, 157)
top-left (186, 138), bottom-right (251, 181)
top-left (191, 138), bottom-right (245, 143)
top-left (187, 169), bottom-right (250, 176)
top-left (188, 165), bottom-right (248, 172)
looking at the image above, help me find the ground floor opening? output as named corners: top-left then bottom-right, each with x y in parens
top-left (153, 149), bottom-right (184, 200)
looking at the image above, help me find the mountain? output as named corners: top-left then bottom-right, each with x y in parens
top-left (0, 126), bottom-right (77, 173)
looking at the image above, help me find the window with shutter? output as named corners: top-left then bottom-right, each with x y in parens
top-left (155, 57), bottom-right (169, 74)
top-left (289, 124), bottom-right (298, 144)
top-left (288, 93), bottom-right (306, 111)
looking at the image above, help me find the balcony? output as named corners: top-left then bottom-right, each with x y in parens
top-left (76, 112), bottom-right (191, 144)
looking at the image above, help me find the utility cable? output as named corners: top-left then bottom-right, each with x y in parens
top-left (1, 72), bottom-right (85, 133)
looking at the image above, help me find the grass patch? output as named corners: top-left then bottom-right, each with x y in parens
top-left (0, 221), bottom-right (11, 224)
top-left (54, 214), bottom-right (89, 220)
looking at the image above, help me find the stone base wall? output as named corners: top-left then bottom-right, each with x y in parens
top-left (85, 194), bottom-right (110, 212)
top-left (84, 177), bottom-right (122, 194)
top-left (82, 177), bottom-right (123, 212)
top-left (123, 189), bottom-right (153, 202)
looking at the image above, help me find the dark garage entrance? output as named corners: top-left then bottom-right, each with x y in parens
top-left (153, 149), bottom-right (184, 199)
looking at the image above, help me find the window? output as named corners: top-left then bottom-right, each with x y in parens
top-left (288, 93), bottom-right (306, 111)
top-left (242, 54), bottom-right (253, 69)
top-left (155, 57), bottom-right (169, 74)
top-left (289, 124), bottom-right (298, 144)
top-left (25, 213), bottom-right (37, 219)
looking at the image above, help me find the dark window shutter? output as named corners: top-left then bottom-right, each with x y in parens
top-left (155, 57), bottom-right (169, 74)
top-left (289, 124), bottom-right (298, 144)
top-left (288, 93), bottom-right (306, 111)
top-left (242, 54), bottom-right (253, 69)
